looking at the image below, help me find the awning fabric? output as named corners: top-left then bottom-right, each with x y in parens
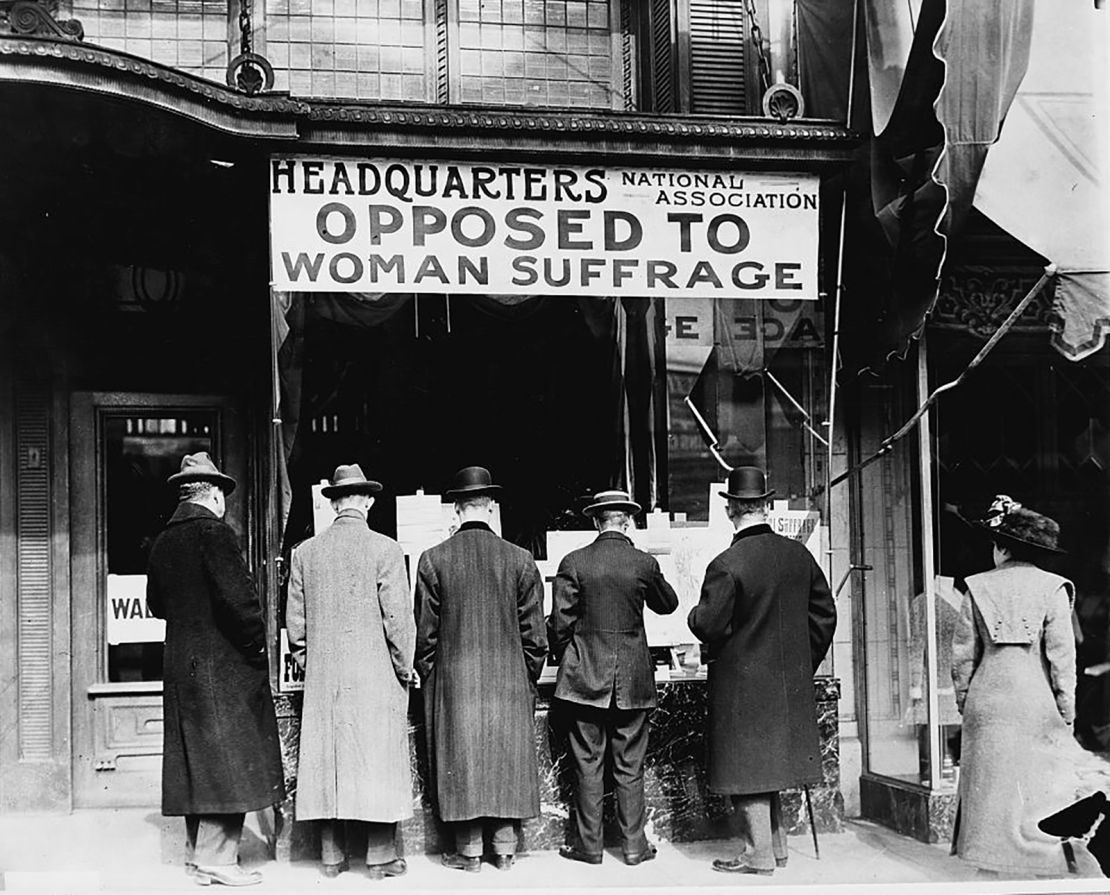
top-left (972, 2), bottom-right (1110, 361)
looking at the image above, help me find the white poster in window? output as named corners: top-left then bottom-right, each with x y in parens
top-left (106, 574), bottom-right (165, 645)
top-left (278, 628), bottom-right (304, 693)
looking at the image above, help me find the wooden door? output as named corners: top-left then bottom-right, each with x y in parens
top-left (70, 393), bottom-right (247, 807)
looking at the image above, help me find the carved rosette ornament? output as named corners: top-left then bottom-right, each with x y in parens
top-left (762, 83), bottom-right (805, 121)
top-left (1, 0), bottom-right (83, 40)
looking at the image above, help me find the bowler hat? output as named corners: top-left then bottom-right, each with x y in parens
top-left (976, 494), bottom-right (1064, 554)
top-left (583, 489), bottom-right (642, 517)
top-left (320, 464), bottom-right (383, 498)
top-left (445, 466), bottom-right (502, 501)
top-left (719, 466), bottom-right (775, 501)
top-left (167, 451), bottom-right (236, 495)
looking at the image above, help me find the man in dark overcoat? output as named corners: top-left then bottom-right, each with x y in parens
top-left (415, 466), bottom-right (547, 873)
top-left (548, 490), bottom-right (679, 866)
top-left (687, 466), bottom-right (836, 876)
top-left (286, 464), bottom-right (415, 880)
top-left (146, 452), bottom-right (286, 887)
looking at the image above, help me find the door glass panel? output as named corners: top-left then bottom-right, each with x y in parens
top-left (104, 413), bottom-right (216, 683)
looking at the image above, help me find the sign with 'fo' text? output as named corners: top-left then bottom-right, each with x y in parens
top-left (269, 157), bottom-right (819, 299)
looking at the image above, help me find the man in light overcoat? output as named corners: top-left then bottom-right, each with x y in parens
top-left (415, 466), bottom-right (547, 873)
top-left (286, 464), bottom-right (415, 880)
top-left (687, 466), bottom-right (836, 876)
top-left (146, 452), bottom-right (286, 887)
top-left (548, 489), bottom-right (679, 866)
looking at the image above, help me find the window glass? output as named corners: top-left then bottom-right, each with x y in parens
top-left (103, 413), bottom-right (215, 683)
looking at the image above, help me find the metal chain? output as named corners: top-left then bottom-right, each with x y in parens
top-left (743, 0), bottom-right (773, 96)
top-left (238, 0), bottom-right (252, 56)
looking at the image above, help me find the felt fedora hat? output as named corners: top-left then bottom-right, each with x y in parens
top-left (320, 464), bottom-right (383, 498)
top-left (719, 465), bottom-right (775, 501)
top-left (444, 466), bottom-right (502, 500)
top-left (976, 494), bottom-right (1064, 554)
top-left (583, 489), bottom-right (642, 517)
top-left (167, 451), bottom-right (236, 495)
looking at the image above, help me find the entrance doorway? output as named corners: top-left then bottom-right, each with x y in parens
top-left (70, 392), bottom-right (247, 807)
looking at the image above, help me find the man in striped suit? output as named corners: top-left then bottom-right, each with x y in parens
top-left (548, 490), bottom-right (679, 866)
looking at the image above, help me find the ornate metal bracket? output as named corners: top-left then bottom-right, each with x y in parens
top-left (762, 83), bottom-right (805, 121)
top-left (226, 52), bottom-right (274, 95)
top-left (1, 0), bottom-right (83, 40)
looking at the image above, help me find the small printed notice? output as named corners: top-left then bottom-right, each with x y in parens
top-left (278, 628), bottom-right (304, 693)
top-left (106, 574), bottom-right (165, 645)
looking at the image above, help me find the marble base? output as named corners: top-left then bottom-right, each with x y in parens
top-left (274, 676), bottom-right (843, 860)
top-left (859, 773), bottom-right (958, 845)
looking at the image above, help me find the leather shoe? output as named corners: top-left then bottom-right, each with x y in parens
top-left (367, 858), bottom-right (406, 880)
top-left (441, 853), bottom-right (481, 873)
top-left (492, 854), bottom-right (514, 871)
top-left (712, 857), bottom-right (773, 875)
top-left (321, 859), bottom-right (348, 879)
top-left (193, 865), bottom-right (263, 886)
top-left (559, 845), bottom-right (602, 865)
top-left (624, 843), bottom-right (657, 866)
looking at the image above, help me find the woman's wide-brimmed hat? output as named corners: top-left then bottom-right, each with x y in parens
top-left (444, 466), bottom-right (502, 500)
top-left (719, 465), bottom-right (775, 501)
top-left (167, 451), bottom-right (236, 495)
top-left (976, 494), bottom-right (1064, 554)
top-left (321, 464), bottom-right (383, 498)
top-left (583, 489), bottom-right (642, 517)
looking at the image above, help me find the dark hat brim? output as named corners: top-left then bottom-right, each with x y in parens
top-left (321, 480), bottom-right (383, 498)
top-left (974, 521), bottom-right (1065, 555)
top-left (167, 470), bottom-right (237, 495)
top-left (719, 489), bottom-right (775, 501)
top-left (445, 484), bottom-right (502, 501)
top-left (584, 499), bottom-right (642, 517)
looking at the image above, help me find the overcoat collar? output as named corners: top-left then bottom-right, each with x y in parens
top-left (731, 522), bottom-right (772, 545)
top-left (594, 530), bottom-right (632, 546)
top-left (458, 520), bottom-right (493, 534)
top-left (167, 501), bottom-right (219, 526)
top-left (333, 508), bottom-right (368, 524)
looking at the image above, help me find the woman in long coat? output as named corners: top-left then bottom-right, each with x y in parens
top-left (952, 496), bottom-right (1078, 876)
top-left (285, 467), bottom-right (415, 876)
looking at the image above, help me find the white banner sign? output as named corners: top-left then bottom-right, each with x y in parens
top-left (269, 158), bottom-right (819, 298)
top-left (106, 574), bottom-right (165, 645)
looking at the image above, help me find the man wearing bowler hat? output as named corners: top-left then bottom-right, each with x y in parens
top-left (146, 452), bottom-right (285, 887)
top-left (414, 466), bottom-right (547, 873)
top-left (688, 466), bottom-right (836, 876)
top-left (286, 464), bottom-right (415, 880)
top-left (548, 490), bottom-right (679, 866)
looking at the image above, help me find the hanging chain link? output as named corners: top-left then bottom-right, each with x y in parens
top-left (743, 0), bottom-right (773, 96)
top-left (238, 0), bottom-right (252, 57)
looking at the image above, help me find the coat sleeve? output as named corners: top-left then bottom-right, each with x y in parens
top-left (286, 546), bottom-right (307, 672)
top-left (145, 563), bottom-right (164, 619)
top-left (645, 556), bottom-right (680, 616)
top-left (414, 551), bottom-right (440, 683)
top-left (547, 556), bottom-right (580, 662)
top-left (951, 590), bottom-right (982, 714)
top-left (518, 560), bottom-right (548, 684)
top-left (688, 558), bottom-right (735, 643)
top-left (378, 541), bottom-right (417, 685)
top-left (201, 522), bottom-right (268, 669)
top-left (808, 555), bottom-right (837, 671)
top-left (1044, 582), bottom-right (1077, 724)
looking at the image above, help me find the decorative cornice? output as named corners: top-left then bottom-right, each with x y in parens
top-left (0, 35), bottom-right (857, 158)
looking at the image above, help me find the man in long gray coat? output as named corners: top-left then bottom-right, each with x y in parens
top-left (415, 466), bottom-right (547, 873)
top-left (147, 452), bottom-right (285, 888)
top-left (286, 464), bottom-right (415, 880)
top-left (688, 466), bottom-right (836, 876)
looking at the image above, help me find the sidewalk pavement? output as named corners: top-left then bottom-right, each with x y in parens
top-left (0, 810), bottom-right (1107, 895)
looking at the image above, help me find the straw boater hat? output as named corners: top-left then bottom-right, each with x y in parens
top-left (320, 464), bottom-right (383, 498)
top-left (444, 466), bottom-right (502, 501)
top-left (976, 494), bottom-right (1064, 554)
top-left (167, 451), bottom-right (236, 495)
top-left (583, 489), bottom-right (641, 517)
top-left (718, 465), bottom-right (775, 501)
